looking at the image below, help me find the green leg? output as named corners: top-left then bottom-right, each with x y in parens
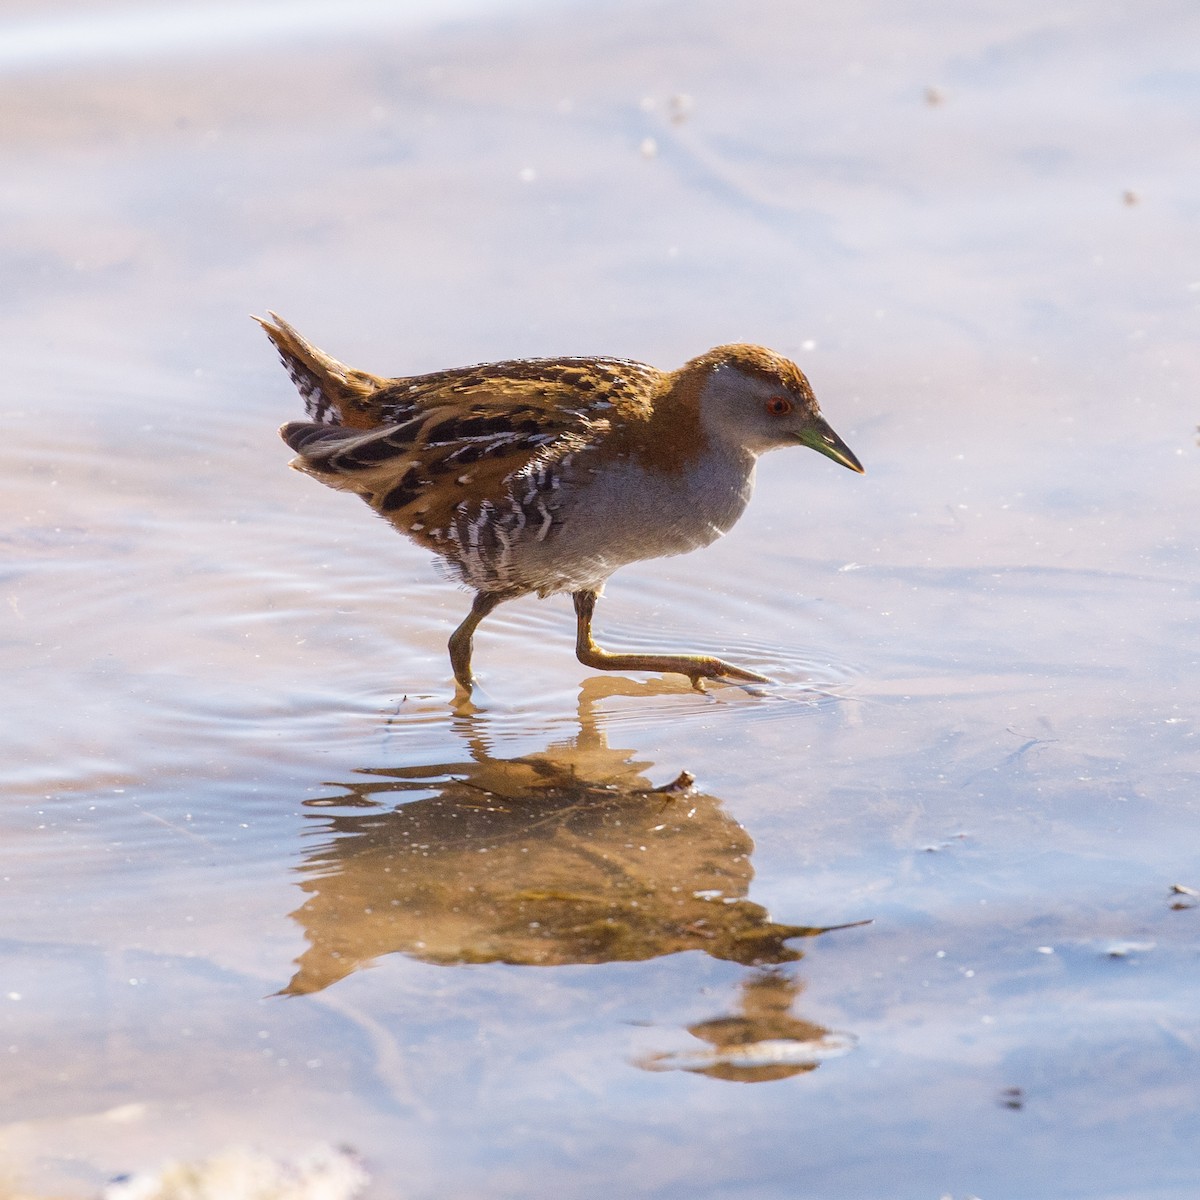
top-left (448, 591), bottom-right (509, 691)
top-left (572, 589), bottom-right (772, 687)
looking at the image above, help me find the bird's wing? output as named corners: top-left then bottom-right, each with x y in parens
top-left (280, 358), bottom-right (664, 546)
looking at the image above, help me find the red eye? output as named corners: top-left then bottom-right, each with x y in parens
top-left (766, 395), bottom-right (793, 416)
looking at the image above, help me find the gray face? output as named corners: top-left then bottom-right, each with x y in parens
top-left (698, 363), bottom-right (865, 473)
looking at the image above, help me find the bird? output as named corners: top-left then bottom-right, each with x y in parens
top-left (258, 313), bottom-right (864, 692)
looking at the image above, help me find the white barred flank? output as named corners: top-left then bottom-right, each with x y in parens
top-left (441, 457), bottom-right (571, 590)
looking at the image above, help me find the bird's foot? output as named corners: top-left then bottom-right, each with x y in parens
top-left (682, 657), bottom-right (774, 690)
top-left (576, 644), bottom-right (773, 689)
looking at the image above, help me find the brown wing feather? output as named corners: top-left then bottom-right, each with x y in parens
top-left (281, 358), bottom-right (667, 554)
top-left (263, 311), bottom-right (671, 558)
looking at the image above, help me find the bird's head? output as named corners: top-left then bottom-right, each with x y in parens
top-left (687, 344), bottom-right (864, 472)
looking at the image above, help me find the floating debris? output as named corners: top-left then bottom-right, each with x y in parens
top-left (668, 93), bottom-right (694, 123)
top-left (1104, 940), bottom-right (1156, 958)
top-left (103, 1144), bottom-right (368, 1200)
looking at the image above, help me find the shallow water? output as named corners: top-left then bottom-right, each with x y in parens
top-left (2, 0), bottom-right (1199, 1197)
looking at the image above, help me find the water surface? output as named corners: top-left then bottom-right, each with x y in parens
top-left (2, 1), bottom-right (1198, 1197)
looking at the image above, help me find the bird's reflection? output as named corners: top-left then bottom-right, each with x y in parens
top-left (283, 679), bottom-right (862, 1078)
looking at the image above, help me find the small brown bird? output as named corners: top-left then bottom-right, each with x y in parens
top-left (259, 314), bottom-right (863, 691)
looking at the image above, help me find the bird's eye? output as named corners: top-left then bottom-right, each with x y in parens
top-left (766, 395), bottom-right (793, 417)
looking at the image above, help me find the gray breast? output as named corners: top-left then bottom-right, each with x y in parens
top-left (505, 447), bottom-right (758, 596)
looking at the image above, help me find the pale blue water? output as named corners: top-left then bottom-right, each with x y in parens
top-left (1, 1), bottom-right (1198, 1197)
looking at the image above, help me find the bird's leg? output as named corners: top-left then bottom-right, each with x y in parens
top-left (572, 589), bottom-right (772, 687)
top-left (449, 590), bottom-right (509, 691)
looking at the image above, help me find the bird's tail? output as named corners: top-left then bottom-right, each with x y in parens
top-left (254, 312), bottom-right (385, 428)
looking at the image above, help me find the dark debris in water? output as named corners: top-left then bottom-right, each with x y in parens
top-left (1104, 941), bottom-right (1156, 959)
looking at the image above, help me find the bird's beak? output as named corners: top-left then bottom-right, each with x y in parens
top-left (798, 416), bottom-right (865, 473)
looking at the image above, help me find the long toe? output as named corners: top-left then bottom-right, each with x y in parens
top-left (690, 657), bottom-right (774, 686)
